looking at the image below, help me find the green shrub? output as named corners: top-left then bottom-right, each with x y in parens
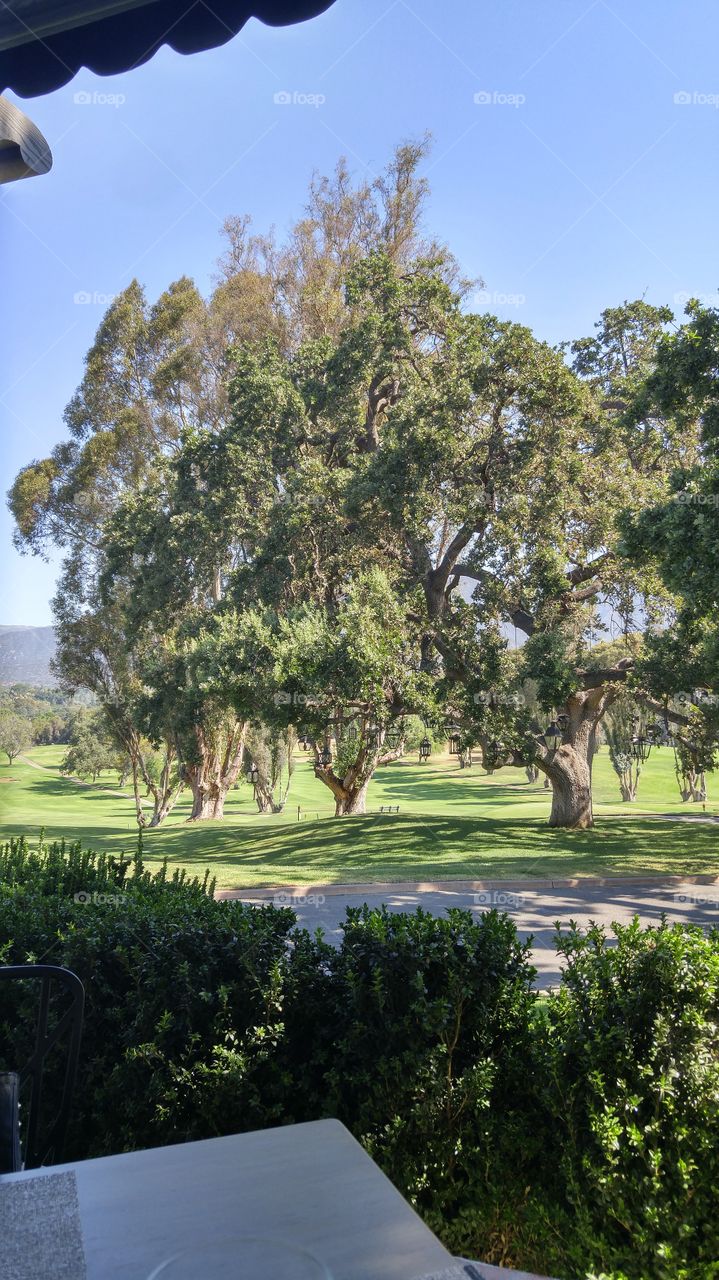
top-left (319, 904), bottom-right (544, 1264)
top-left (2, 836), bottom-right (719, 1280)
top-left (0, 835), bottom-right (297, 1157)
top-left (539, 918), bottom-right (719, 1280)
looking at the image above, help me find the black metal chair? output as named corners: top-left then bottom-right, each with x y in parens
top-left (0, 965), bottom-right (85, 1173)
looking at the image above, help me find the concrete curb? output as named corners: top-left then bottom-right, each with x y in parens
top-left (216, 872), bottom-right (719, 900)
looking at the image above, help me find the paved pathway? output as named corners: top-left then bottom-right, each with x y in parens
top-left (220, 875), bottom-right (719, 988)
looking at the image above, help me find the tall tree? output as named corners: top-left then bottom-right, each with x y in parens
top-left (622, 299), bottom-right (719, 792)
top-left (335, 276), bottom-right (696, 826)
top-left (0, 713), bottom-right (32, 764)
top-left (10, 140), bottom-right (444, 823)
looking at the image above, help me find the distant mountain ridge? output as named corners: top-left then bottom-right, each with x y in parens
top-left (0, 626), bottom-right (57, 686)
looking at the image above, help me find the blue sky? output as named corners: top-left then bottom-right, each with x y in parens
top-left (1, 0), bottom-right (718, 625)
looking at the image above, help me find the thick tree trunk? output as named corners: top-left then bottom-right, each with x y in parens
top-left (311, 727), bottom-right (404, 816)
top-left (129, 755), bottom-right (149, 828)
top-left (185, 720), bottom-right (247, 822)
top-left (539, 687), bottom-right (615, 830)
top-left (334, 779), bottom-right (370, 815)
top-left (545, 754), bottom-right (594, 828)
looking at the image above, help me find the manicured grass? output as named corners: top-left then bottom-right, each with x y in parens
top-left (0, 745), bottom-right (717, 889)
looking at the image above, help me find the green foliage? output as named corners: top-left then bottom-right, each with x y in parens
top-left (603, 689), bottom-right (644, 800)
top-left (2, 839), bottom-right (719, 1278)
top-left (60, 708), bottom-right (123, 781)
top-left (540, 919), bottom-right (719, 1280)
top-left (521, 629), bottom-right (580, 709)
top-left (0, 712), bottom-right (32, 763)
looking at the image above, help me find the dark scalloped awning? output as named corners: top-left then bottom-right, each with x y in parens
top-left (0, 0), bottom-right (338, 98)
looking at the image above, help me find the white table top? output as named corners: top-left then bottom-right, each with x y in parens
top-left (1, 1118), bottom-right (455, 1279)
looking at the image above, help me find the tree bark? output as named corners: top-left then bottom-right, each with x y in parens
top-left (311, 728), bottom-right (404, 816)
top-left (185, 720), bottom-right (247, 821)
top-left (253, 779), bottom-right (284, 814)
top-left (619, 779), bottom-right (637, 802)
top-left (676, 768), bottom-right (707, 803)
top-left (544, 752), bottom-right (594, 828)
top-left (537, 687), bottom-right (615, 829)
top-left (335, 778), bottom-right (371, 815)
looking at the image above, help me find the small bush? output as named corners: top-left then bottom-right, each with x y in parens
top-left (0, 835), bottom-right (297, 1157)
top-left (538, 918), bottom-right (719, 1280)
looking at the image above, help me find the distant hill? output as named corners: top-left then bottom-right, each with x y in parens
top-left (0, 626), bottom-right (57, 686)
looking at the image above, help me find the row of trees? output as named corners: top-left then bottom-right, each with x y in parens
top-left (8, 139), bottom-right (718, 827)
top-left (0, 685), bottom-right (88, 765)
top-left (0, 684), bottom-right (83, 751)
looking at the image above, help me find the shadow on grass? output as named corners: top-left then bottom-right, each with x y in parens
top-left (5, 765), bottom-right (717, 889)
top-left (132, 811), bottom-right (719, 886)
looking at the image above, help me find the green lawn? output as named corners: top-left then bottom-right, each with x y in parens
top-left (0, 745), bottom-right (717, 889)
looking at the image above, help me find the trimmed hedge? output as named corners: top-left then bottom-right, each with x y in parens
top-left (1, 835), bottom-right (718, 1280)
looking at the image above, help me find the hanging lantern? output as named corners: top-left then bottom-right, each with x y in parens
top-left (318, 745), bottom-right (332, 768)
top-left (385, 724), bottom-right (402, 750)
top-left (646, 723), bottom-right (661, 745)
top-left (449, 731), bottom-right (462, 755)
top-left (366, 724), bottom-right (380, 749)
top-left (246, 763), bottom-right (259, 785)
top-left (542, 720), bottom-right (562, 752)
top-left (419, 736), bottom-right (431, 761)
top-left (629, 735), bottom-right (651, 763)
